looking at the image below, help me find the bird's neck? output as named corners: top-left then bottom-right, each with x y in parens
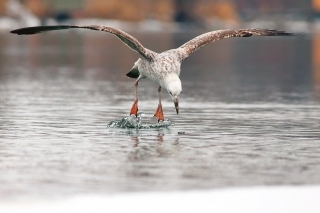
top-left (164, 74), bottom-right (181, 90)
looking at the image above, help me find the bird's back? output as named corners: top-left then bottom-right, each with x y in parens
top-left (139, 50), bottom-right (182, 87)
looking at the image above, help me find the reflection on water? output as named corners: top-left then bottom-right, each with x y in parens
top-left (0, 30), bottom-right (319, 200)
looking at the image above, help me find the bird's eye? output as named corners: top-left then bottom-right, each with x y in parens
top-left (169, 92), bottom-right (172, 95)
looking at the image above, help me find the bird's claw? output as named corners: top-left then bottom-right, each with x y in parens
top-left (154, 103), bottom-right (164, 122)
top-left (130, 99), bottom-right (138, 117)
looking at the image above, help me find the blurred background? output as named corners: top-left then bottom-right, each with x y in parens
top-left (0, 0), bottom-right (315, 30)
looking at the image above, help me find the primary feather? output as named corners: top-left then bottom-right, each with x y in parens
top-left (11, 25), bottom-right (156, 62)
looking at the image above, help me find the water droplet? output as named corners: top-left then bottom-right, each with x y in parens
top-left (107, 112), bottom-right (174, 129)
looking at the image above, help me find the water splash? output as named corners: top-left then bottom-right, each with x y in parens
top-left (107, 112), bottom-right (174, 129)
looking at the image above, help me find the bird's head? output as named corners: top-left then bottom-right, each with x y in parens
top-left (165, 74), bottom-right (182, 114)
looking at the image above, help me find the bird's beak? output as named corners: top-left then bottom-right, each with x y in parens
top-left (174, 99), bottom-right (179, 114)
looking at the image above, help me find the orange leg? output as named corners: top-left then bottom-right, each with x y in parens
top-left (154, 86), bottom-right (165, 122)
top-left (130, 80), bottom-right (139, 117)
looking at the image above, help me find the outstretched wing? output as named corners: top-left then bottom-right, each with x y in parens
top-left (178, 29), bottom-right (296, 60)
top-left (10, 25), bottom-right (156, 62)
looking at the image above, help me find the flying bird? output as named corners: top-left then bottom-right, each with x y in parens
top-left (10, 25), bottom-right (295, 122)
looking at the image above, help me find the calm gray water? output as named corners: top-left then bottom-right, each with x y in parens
top-left (0, 30), bottom-right (319, 200)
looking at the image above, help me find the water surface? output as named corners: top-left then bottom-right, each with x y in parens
top-left (0, 30), bottom-right (319, 200)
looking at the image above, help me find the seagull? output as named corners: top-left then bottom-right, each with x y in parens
top-left (10, 25), bottom-right (295, 121)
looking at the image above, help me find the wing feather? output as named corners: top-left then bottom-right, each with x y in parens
top-left (11, 25), bottom-right (156, 62)
top-left (178, 29), bottom-right (296, 60)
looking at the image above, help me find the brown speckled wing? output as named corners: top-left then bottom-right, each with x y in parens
top-left (11, 25), bottom-right (156, 62)
top-left (178, 29), bottom-right (295, 60)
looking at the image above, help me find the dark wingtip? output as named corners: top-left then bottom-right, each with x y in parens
top-left (10, 27), bottom-right (45, 35)
top-left (11, 27), bottom-right (43, 35)
top-left (292, 33), bottom-right (304, 36)
top-left (276, 32), bottom-right (300, 36)
top-left (10, 25), bottom-right (74, 35)
top-left (266, 29), bottom-right (301, 36)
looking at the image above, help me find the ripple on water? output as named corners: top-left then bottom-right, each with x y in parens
top-left (107, 112), bottom-right (174, 129)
